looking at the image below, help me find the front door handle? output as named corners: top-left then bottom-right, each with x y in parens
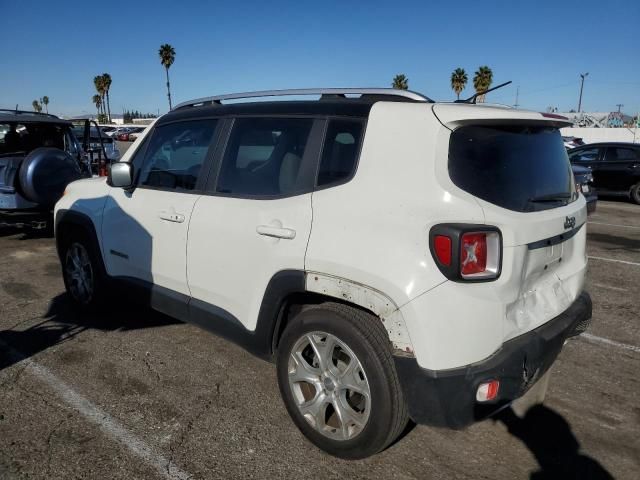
top-left (256, 225), bottom-right (296, 239)
top-left (159, 211), bottom-right (185, 223)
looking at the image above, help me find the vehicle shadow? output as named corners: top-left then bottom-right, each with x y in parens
top-left (586, 231), bottom-right (640, 253)
top-left (495, 405), bottom-right (614, 480)
top-left (0, 293), bottom-right (181, 372)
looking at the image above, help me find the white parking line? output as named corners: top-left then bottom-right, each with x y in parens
top-left (591, 283), bottom-right (628, 292)
top-left (0, 340), bottom-right (192, 480)
top-left (588, 221), bottom-right (640, 230)
top-left (580, 333), bottom-right (640, 353)
top-left (588, 255), bottom-right (640, 267)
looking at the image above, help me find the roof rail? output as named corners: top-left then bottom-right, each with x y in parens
top-left (173, 88), bottom-right (432, 110)
top-left (0, 108), bottom-right (60, 119)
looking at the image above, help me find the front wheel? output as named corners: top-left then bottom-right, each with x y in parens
top-left (276, 303), bottom-right (409, 459)
top-left (61, 235), bottom-right (105, 308)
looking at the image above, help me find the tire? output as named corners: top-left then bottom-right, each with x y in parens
top-left (60, 230), bottom-right (106, 309)
top-left (630, 182), bottom-right (640, 205)
top-left (276, 302), bottom-right (409, 459)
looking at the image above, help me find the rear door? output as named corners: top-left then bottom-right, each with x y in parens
top-left (599, 146), bottom-right (640, 190)
top-left (186, 117), bottom-right (322, 330)
top-left (101, 119), bottom-right (219, 307)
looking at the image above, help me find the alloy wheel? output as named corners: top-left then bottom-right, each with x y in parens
top-left (288, 331), bottom-right (371, 441)
top-left (64, 242), bottom-right (94, 304)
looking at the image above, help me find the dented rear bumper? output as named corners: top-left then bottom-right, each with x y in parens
top-left (394, 292), bottom-right (592, 428)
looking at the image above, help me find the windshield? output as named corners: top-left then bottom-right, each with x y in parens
top-left (449, 125), bottom-right (575, 212)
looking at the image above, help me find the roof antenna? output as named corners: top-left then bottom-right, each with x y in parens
top-left (456, 81), bottom-right (512, 104)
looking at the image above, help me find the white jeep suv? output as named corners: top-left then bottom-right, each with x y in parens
top-left (55, 88), bottom-right (592, 459)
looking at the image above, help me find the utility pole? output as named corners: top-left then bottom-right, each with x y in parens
top-left (616, 103), bottom-right (623, 113)
top-left (578, 72), bottom-right (589, 112)
top-left (514, 86), bottom-right (520, 108)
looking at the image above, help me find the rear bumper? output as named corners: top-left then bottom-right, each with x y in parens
top-left (394, 291), bottom-right (592, 429)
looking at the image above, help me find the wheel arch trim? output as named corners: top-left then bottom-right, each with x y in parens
top-left (305, 272), bottom-right (414, 355)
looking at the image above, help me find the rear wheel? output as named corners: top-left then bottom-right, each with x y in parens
top-left (630, 182), bottom-right (640, 204)
top-left (276, 303), bottom-right (408, 459)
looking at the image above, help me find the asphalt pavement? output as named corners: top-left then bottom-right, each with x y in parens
top-left (0, 200), bottom-right (638, 479)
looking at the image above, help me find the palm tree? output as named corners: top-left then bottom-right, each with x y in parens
top-left (93, 75), bottom-right (105, 116)
top-left (32, 100), bottom-right (42, 112)
top-left (159, 44), bottom-right (176, 109)
top-left (41, 96), bottom-right (49, 113)
top-left (92, 94), bottom-right (102, 117)
top-left (392, 74), bottom-right (409, 90)
top-left (450, 68), bottom-right (468, 100)
top-left (102, 73), bottom-right (112, 122)
top-left (472, 66), bottom-right (493, 103)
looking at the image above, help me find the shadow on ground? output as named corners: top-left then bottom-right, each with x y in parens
top-left (586, 231), bottom-right (640, 252)
top-left (496, 405), bottom-right (614, 480)
top-left (0, 293), bottom-right (180, 371)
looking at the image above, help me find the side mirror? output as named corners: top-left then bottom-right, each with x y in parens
top-left (109, 162), bottom-right (133, 188)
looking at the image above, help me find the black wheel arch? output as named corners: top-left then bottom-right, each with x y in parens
top-left (55, 209), bottom-right (103, 263)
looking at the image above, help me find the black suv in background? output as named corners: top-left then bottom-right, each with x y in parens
top-left (0, 110), bottom-right (87, 228)
top-left (568, 142), bottom-right (640, 204)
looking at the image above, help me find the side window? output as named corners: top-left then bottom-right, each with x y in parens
top-left (605, 147), bottom-right (638, 162)
top-left (138, 120), bottom-right (216, 191)
top-left (64, 130), bottom-right (79, 157)
top-left (216, 117), bottom-right (313, 196)
top-left (317, 119), bottom-right (364, 187)
top-left (569, 148), bottom-right (599, 163)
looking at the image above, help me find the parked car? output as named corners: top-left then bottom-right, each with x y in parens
top-left (98, 125), bottom-right (118, 136)
top-left (117, 127), bottom-right (146, 141)
top-left (73, 126), bottom-right (120, 162)
top-left (568, 142), bottom-right (640, 204)
top-left (572, 164), bottom-right (597, 214)
top-left (1, 109), bottom-right (88, 228)
top-left (563, 136), bottom-right (585, 150)
top-left (104, 127), bottom-right (129, 138)
top-left (55, 89), bottom-right (592, 459)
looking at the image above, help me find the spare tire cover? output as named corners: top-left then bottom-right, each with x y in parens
top-left (18, 148), bottom-right (82, 207)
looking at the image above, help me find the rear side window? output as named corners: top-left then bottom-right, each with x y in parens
top-left (449, 125), bottom-right (575, 212)
top-left (317, 119), bottom-right (364, 187)
top-left (138, 120), bottom-right (216, 191)
top-left (605, 147), bottom-right (639, 161)
top-left (569, 148), bottom-right (599, 163)
top-left (216, 117), bottom-right (313, 196)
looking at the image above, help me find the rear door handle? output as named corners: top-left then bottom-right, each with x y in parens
top-left (256, 225), bottom-right (296, 239)
top-left (159, 211), bottom-right (185, 223)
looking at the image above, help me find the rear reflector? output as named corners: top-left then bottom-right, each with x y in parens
top-left (433, 235), bottom-right (452, 266)
top-left (476, 380), bottom-right (500, 402)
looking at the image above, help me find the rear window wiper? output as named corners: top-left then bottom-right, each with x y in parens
top-left (528, 193), bottom-right (571, 203)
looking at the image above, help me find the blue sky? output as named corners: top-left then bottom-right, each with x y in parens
top-left (1, 0), bottom-right (638, 116)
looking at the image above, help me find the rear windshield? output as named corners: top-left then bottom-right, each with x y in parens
top-left (449, 125), bottom-right (575, 212)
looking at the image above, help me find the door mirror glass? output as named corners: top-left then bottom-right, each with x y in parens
top-left (109, 162), bottom-right (133, 188)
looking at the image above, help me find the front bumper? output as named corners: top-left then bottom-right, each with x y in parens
top-left (394, 292), bottom-right (592, 429)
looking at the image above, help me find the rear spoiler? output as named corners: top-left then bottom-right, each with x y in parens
top-left (432, 104), bottom-right (573, 130)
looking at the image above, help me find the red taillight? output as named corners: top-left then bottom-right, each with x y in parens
top-left (429, 225), bottom-right (501, 281)
top-left (461, 232), bottom-right (487, 275)
top-left (476, 380), bottom-right (500, 402)
top-left (433, 235), bottom-right (452, 266)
